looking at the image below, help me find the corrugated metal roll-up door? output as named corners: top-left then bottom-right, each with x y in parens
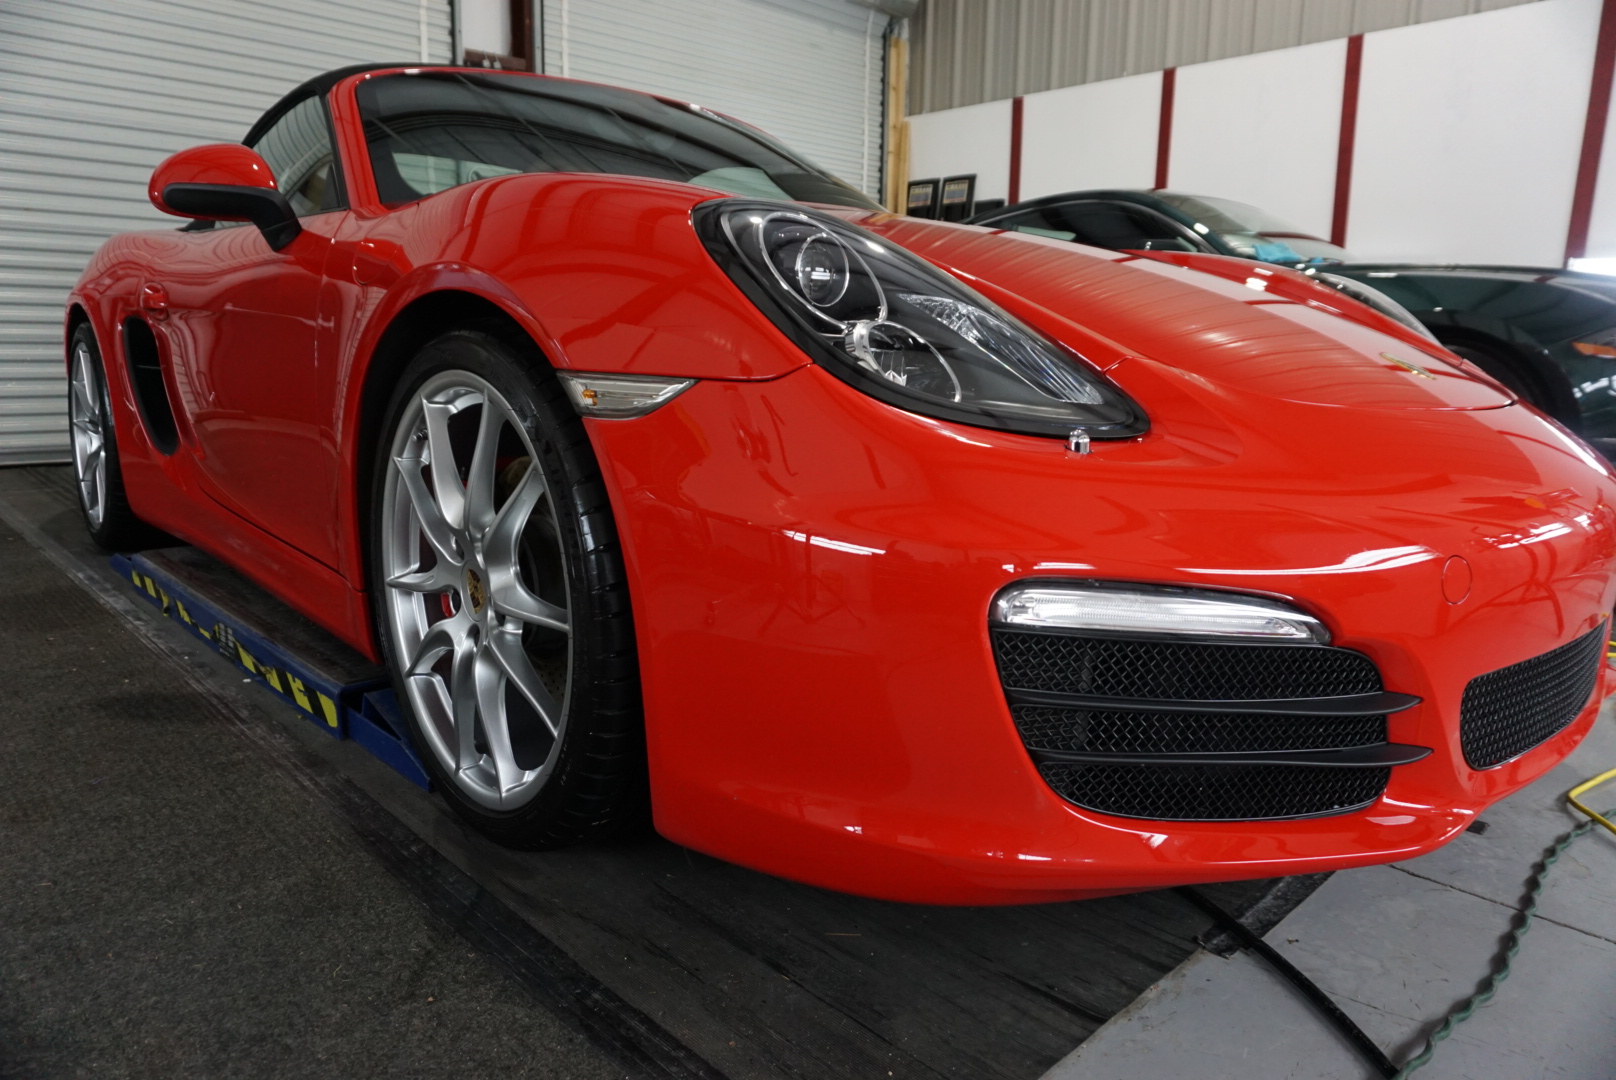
top-left (0, 0), bottom-right (453, 465)
top-left (541, 0), bottom-right (890, 199)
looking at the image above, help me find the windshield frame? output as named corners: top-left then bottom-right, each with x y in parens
top-left (1152, 191), bottom-right (1350, 263)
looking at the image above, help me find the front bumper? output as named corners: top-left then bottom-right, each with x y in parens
top-left (584, 361), bottom-right (1616, 904)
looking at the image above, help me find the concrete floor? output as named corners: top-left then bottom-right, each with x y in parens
top-left (1048, 702), bottom-right (1616, 1079)
top-left (0, 488), bottom-right (623, 1079)
top-left (0, 465), bottom-right (1277, 1080)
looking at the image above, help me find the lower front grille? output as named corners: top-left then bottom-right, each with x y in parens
top-left (993, 631), bottom-right (1382, 699)
top-left (1013, 704), bottom-right (1386, 754)
top-left (1460, 622), bottom-right (1606, 770)
top-left (991, 626), bottom-right (1425, 822)
top-left (1039, 761), bottom-right (1393, 822)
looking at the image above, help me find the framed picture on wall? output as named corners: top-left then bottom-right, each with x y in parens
top-left (906, 178), bottom-right (940, 218)
top-left (939, 174), bottom-right (976, 221)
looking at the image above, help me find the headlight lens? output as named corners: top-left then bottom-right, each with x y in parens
top-left (694, 200), bottom-right (1147, 440)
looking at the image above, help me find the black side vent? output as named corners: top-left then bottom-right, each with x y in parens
top-left (123, 316), bottom-right (178, 455)
top-left (992, 630), bottom-right (1429, 822)
top-left (1460, 622), bottom-right (1606, 770)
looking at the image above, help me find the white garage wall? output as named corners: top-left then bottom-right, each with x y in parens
top-left (1350, 0), bottom-right (1600, 264)
top-left (1021, 72), bottom-right (1160, 199)
top-left (907, 99), bottom-right (1011, 202)
top-left (1168, 39), bottom-right (1345, 242)
top-left (907, 0), bottom-right (1609, 266)
top-left (540, 0), bottom-right (889, 198)
top-left (0, 0), bottom-right (453, 466)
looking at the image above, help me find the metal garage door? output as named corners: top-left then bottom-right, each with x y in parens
top-left (540, 0), bottom-right (890, 198)
top-left (0, 0), bottom-right (454, 465)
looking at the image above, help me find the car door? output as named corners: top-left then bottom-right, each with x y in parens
top-left (995, 200), bottom-right (1210, 254)
top-left (159, 94), bottom-right (346, 568)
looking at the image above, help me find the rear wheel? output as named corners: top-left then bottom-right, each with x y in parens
top-left (370, 329), bottom-right (645, 848)
top-left (68, 322), bottom-right (154, 551)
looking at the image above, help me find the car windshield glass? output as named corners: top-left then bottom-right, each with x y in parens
top-left (354, 71), bottom-right (880, 210)
top-left (1152, 191), bottom-right (1349, 262)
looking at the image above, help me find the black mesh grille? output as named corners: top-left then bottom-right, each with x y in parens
top-left (1013, 705), bottom-right (1386, 754)
top-left (1460, 623), bottom-right (1606, 770)
top-left (1039, 762), bottom-right (1392, 821)
top-left (992, 631), bottom-right (1381, 700)
top-left (993, 628), bottom-right (1396, 820)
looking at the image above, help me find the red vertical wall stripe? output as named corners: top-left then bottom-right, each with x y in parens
top-left (1154, 68), bottom-right (1175, 189)
top-left (1566, 0), bottom-right (1616, 263)
top-left (1009, 95), bottom-right (1024, 204)
top-left (1331, 35), bottom-right (1364, 249)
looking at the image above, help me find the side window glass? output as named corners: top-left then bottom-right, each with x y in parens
top-left (249, 96), bottom-right (342, 217)
top-left (1054, 203), bottom-right (1200, 252)
top-left (997, 209), bottom-right (1077, 242)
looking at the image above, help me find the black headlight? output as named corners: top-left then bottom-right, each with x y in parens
top-left (694, 200), bottom-right (1147, 440)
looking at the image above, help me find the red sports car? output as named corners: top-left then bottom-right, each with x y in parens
top-left (66, 63), bottom-right (1616, 904)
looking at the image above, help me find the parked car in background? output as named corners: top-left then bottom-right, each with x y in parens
top-left (972, 190), bottom-right (1616, 460)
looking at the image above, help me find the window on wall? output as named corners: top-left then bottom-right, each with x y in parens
top-left (462, 0), bottom-right (536, 72)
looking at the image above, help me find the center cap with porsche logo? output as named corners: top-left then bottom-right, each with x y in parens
top-left (465, 568), bottom-right (487, 614)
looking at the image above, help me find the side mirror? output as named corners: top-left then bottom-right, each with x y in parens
top-left (148, 144), bottom-right (302, 251)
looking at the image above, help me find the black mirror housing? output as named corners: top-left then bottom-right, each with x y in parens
top-left (161, 183), bottom-right (302, 251)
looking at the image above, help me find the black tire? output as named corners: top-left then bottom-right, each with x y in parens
top-left (67, 322), bottom-right (158, 551)
top-left (368, 329), bottom-right (646, 849)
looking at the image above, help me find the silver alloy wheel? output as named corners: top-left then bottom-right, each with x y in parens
top-left (381, 370), bottom-right (572, 810)
top-left (69, 340), bottom-right (107, 529)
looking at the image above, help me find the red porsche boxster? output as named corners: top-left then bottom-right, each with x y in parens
top-left (66, 63), bottom-right (1616, 904)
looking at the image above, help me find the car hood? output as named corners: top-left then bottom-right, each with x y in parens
top-left (855, 215), bottom-right (1513, 412)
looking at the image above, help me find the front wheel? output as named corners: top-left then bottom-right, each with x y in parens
top-left (370, 330), bottom-right (645, 848)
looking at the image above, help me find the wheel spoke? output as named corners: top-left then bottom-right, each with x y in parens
top-left (386, 562), bottom-right (459, 594)
top-left (394, 455), bottom-right (462, 567)
top-left (490, 577), bottom-right (569, 632)
top-left (422, 399), bottom-right (467, 532)
top-left (463, 399), bottom-right (504, 536)
top-left (487, 625), bottom-right (561, 736)
top-left (90, 449), bottom-right (104, 517)
top-left (71, 378), bottom-right (95, 423)
top-left (449, 628), bottom-right (481, 770)
top-left (71, 353), bottom-right (98, 423)
top-left (482, 461), bottom-right (568, 631)
top-left (474, 648), bottom-right (523, 792)
top-left (406, 613), bottom-right (470, 676)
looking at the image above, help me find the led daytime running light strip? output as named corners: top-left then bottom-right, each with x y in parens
top-left (993, 582), bottom-right (1329, 644)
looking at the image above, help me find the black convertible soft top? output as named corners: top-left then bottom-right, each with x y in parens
top-left (241, 62), bottom-right (412, 146)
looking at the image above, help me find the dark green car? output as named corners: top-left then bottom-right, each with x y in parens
top-left (971, 190), bottom-right (1616, 461)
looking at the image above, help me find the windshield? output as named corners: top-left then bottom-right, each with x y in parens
top-left (1153, 192), bottom-right (1350, 264)
top-left (354, 71), bottom-right (880, 210)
